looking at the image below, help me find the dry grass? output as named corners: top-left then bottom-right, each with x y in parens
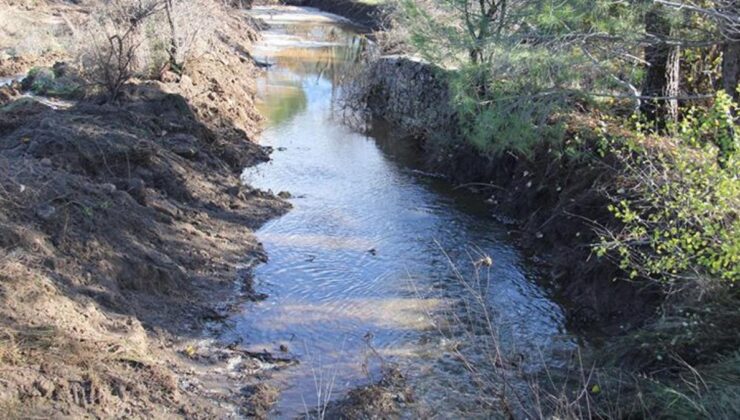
top-left (244, 383), bottom-right (280, 419)
top-left (73, 0), bottom-right (233, 98)
top-left (401, 243), bottom-right (641, 418)
top-left (0, 1), bottom-right (70, 57)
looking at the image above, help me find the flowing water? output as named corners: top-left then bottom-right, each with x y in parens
top-left (229, 6), bottom-right (577, 417)
top-left (0, 74), bottom-right (23, 87)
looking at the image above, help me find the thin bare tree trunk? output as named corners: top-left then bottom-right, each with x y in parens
top-left (640, 6), bottom-right (672, 126)
top-left (722, 40), bottom-right (740, 102)
top-left (165, 0), bottom-right (180, 72)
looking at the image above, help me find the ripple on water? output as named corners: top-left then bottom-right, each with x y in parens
top-left (232, 6), bottom-right (577, 418)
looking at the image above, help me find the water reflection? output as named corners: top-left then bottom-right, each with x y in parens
top-left (233, 6), bottom-right (575, 417)
top-left (257, 82), bottom-right (307, 126)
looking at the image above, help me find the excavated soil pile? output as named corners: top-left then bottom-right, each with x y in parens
top-left (0, 2), bottom-right (291, 417)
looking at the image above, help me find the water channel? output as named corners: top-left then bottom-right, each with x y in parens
top-left (227, 6), bottom-right (577, 417)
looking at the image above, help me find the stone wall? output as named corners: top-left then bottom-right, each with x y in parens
top-left (361, 55), bottom-right (457, 139)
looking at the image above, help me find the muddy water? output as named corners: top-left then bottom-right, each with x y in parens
top-left (232, 6), bottom-right (576, 417)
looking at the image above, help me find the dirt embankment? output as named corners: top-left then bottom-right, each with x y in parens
top-left (0, 2), bottom-right (292, 418)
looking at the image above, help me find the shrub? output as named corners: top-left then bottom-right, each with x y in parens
top-left (598, 91), bottom-right (740, 287)
top-left (21, 65), bottom-right (83, 99)
top-left (74, 0), bottom-right (223, 100)
top-left (75, 0), bottom-right (163, 100)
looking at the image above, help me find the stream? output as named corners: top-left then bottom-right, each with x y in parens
top-left (228, 6), bottom-right (577, 417)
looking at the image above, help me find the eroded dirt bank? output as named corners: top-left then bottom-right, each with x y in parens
top-left (0, 2), bottom-right (292, 417)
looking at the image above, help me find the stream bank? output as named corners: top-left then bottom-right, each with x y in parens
top-left (0, 2), bottom-right (293, 417)
top-left (348, 56), bottom-right (661, 332)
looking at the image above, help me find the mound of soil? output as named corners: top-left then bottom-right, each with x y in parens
top-left (0, 3), bottom-right (292, 418)
top-left (320, 367), bottom-right (412, 419)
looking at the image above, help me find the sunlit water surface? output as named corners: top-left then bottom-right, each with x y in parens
top-left (228, 6), bottom-right (577, 417)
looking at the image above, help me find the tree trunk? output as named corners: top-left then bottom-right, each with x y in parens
top-left (640, 6), bottom-right (672, 126)
top-left (165, 0), bottom-right (180, 73)
top-left (666, 43), bottom-right (681, 124)
top-left (722, 40), bottom-right (740, 103)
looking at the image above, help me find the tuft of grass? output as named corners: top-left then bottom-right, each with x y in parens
top-left (0, 328), bottom-right (21, 365)
top-left (633, 352), bottom-right (740, 419)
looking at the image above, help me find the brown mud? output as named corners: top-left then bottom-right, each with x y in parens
top-left (0, 2), bottom-right (295, 418)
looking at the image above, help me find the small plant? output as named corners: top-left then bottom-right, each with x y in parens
top-left (675, 89), bottom-right (739, 166)
top-left (76, 0), bottom-right (163, 100)
top-left (75, 0), bottom-right (223, 100)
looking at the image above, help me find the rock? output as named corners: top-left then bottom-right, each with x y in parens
top-left (277, 191), bottom-right (291, 199)
top-left (40, 158), bottom-right (52, 166)
top-left (36, 204), bottom-right (56, 221)
top-left (32, 379), bottom-right (55, 397)
top-left (127, 178), bottom-right (147, 205)
top-left (227, 185), bottom-right (255, 200)
top-left (167, 134), bottom-right (200, 160)
top-left (101, 183), bottom-right (117, 194)
top-left (160, 71), bottom-right (180, 84)
top-left (172, 145), bottom-right (198, 160)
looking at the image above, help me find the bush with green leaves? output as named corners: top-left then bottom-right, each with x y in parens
top-left (676, 89), bottom-right (739, 165)
top-left (598, 91), bottom-right (739, 285)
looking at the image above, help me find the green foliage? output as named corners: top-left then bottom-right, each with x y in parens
top-left (450, 74), bottom-right (569, 156)
top-left (22, 67), bottom-right (83, 99)
top-left (396, 0), bottom-right (595, 155)
top-left (676, 89), bottom-right (739, 164)
top-left (598, 92), bottom-right (740, 284)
